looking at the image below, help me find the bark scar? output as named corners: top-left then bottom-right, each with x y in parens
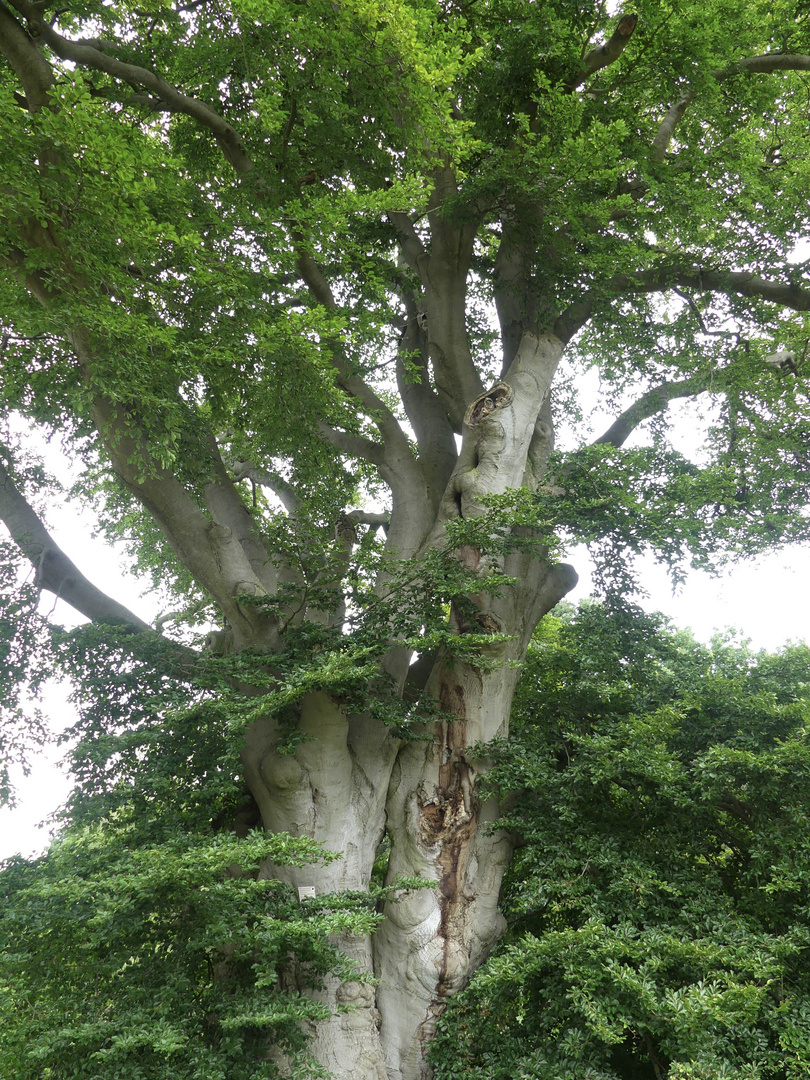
top-left (463, 382), bottom-right (513, 427)
top-left (418, 689), bottom-right (478, 994)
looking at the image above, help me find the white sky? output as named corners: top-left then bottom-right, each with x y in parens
top-left (0, 503), bottom-right (161, 861)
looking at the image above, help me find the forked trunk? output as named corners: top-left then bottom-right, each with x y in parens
top-left (239, 555), bottom-right (575, 1079)
top-left (236, 352), bottom-right (578, 1077)
top-left (240, 674), bottom-right (515, 1080)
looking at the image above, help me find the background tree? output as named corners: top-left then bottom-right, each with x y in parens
top-left (1, 1), bottom-right (810, 1077)
top-left (431, 603), bottom-right (810, 1080)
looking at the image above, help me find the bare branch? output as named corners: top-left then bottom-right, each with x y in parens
top-left (652, 92), bottom-right (693, 162)
top-left (592, 372), bottom-right (727, 448)
top-left (317, 423), bottom-right (386, 466)
top-left (347, 509), bottom-right (390, 529)
top-left (653, 53), bottom-right (810, 161)
top-left (671, 287), bottom-right (713, 336)
top-left (0, 455), bottom-right (152, 630)
top-left (230, 459), bottom-right (301, 514)
top-left (567, 13), bottom-right (638, 92)
top-left (591, 341), bottom-right (801, 448)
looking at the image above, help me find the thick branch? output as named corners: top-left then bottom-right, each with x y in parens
top-left (0, 456), bottom-right (152, 630)
top-left (396, 295), bottom-right (457, 504)
top-left (388, 211), bottom-right (428, 280)
top-left (0, 0), bottom-right (54, 109)
top-left (4, 0), bottom-right (254, 172)
top-left (494, 211), bottom-right (549, 370)
top-left (556, 265), bottom-right (810, 342)
top-left (424, 165), bottom-right (484, 430)
top-left (592, 372), bottom-right (727, 447)
top-left (671, 268), bottom-right (810, 310)
top-left (653, 53), bottom-right (810, 161)
top-left (722, 53), bottom-right (810, 79)
top-left (652, 93), bottom-right (693, 162)
top-left (347, 509), bottom-right (389, 529)
top-left (317, 423), bottom-right (386, 467)
top-left (84, 386), bottom-right (272, 645)
top-left (293, 239), bottom-right (338, 310)
top-left (566, 13), bottom-right (638, 92)
top-left (200, 436), bottom-right (277, 593)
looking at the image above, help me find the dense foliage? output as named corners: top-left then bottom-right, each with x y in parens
top-left (1, 830), bottom-right (353, 1080)
top-left (4, 605), bottom-right (810, 1079)
top-left (433, 605), bottom-right (810, 1080)
top-left (0, 620), bottom-right (428, 1080)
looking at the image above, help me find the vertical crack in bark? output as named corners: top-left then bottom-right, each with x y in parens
top-left (414, 674), bottom-right (485, 1069)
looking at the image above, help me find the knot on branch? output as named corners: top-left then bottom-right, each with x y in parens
top-left (204, 627), bottom-right (234, 655)
top-left (334, 514), bottom-right (357, 546)
top-left (473, 611), bottom-right (502, 634)
top-left (234, 579), bottom-right (262, 596)
top-left (208, 523), bottom-right (234, 547)
top-left (616, 13), bottom-right (638, 38)
top-left (464, 383), bottom-right (513, 428)
top-left (535, 420), bottom-right (553, 441)
top-left (765, 348), bottom-right (801, 375)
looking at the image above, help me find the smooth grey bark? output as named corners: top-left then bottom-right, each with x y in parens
top-left (242, 695), bottom-right (399, 1077)
top-left (0, 455), bottom-right (152, 630)
top-left (235, 331), bottom-right (579, 1077)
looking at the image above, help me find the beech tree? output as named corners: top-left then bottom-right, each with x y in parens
top-left (1, 1), bottom-right (810, 1077)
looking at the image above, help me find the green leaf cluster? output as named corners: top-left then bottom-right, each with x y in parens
top-left (432, 603), bottom-right (810, 1080)
top-left (0, 825), bottom-right (357, 1080)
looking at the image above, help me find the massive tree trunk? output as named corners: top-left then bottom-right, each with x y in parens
top-left (240, 574), bottom-right (577, 1080)
top-left (236, 340), bottom-right (579, 1078)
